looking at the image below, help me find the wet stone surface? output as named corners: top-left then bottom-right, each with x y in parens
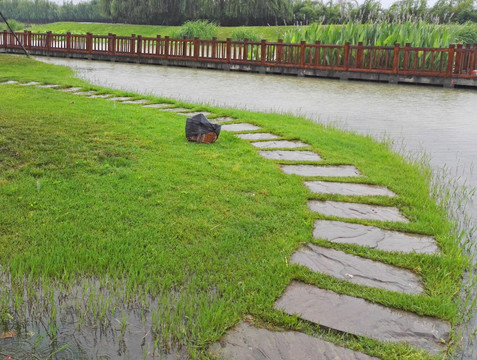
top-left (305, 181), bottom-right (395, 197)
top-left (72, 91), bottom-right (97, 96)
top-left (160, 107), bottom-right (191, 112)
top-left (282, 165), bottom-right (361, 177)
top-left (88, 94), bottom-right (113, 99)
top-left (313, 220), bottom-right (439, 254)
top-left (236, 133), bottom-right (280, 140)
top-left (36, 84), bottom-right (60, 88)
top-left (291, 244), bottom-right (423, 294)
top-left (142, 103), bottom-right (171, 108)
top-left (258, 150), bottom-right (321, 161)
top-left (19, 82), bottom-right (39, 86)
top-left (1, 80), bottom-right (18, 84)
top-left (121, 99), bottom-right (149, 104)
top-left (60, 87), bottom-right (83, 92)
top-left (221, 123), bottom-right (262, 132)
top-left (181, 111), bottom-right (213, 117)
top-left (209, 322), bottom-right (379, 360)
top-left (308, 200), bottom-right (409, 223)
top-left (275, 281), bottom-right (450, 354)
top-left (106, 97), bottom-right (132, 101)
top-left (211, 116), bottom-right (236, 123)
top-left (251, 140), bottom-right (309, 149)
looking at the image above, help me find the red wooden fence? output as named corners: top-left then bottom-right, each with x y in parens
top-left (2, 30), bottom-right (477, 79)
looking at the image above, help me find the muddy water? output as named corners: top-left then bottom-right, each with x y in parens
top-left (25, 57), bottom-right (477, 358)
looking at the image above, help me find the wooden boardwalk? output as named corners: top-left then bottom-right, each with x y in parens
top-left (2, 30), bottom-right (477, 88)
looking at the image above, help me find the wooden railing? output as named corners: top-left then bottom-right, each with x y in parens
top-left (2, 30), bottom-right (477, 79)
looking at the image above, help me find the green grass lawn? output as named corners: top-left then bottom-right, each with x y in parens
top-left (27, 22), bottom-right (292, 41)
top-left (0, 54), bottom-right (468, 359)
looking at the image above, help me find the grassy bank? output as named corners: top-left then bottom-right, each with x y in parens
top-left (0, 54), bottom-right (468, 359)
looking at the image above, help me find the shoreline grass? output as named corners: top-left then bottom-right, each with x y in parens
top-left (0, 54), bottom-right (470, 359)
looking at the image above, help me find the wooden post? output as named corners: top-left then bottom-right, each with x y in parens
top-left (356, 42), bottom-right (363, 68)
top-left (226, 38), bottom-right (231, 63)
top-left (446, 44), bottom-right (455, 77)
top-left (343, 42), bottom-right (350, 70)
top-left (137, 35), bottom-right (142, 56)
top-left (182, 36), bottom-right (187, 57)
top-left (194, 37), bottom-right (199, 60)
top-left (454, 43), bottom-right (463, 75)
top-left (243, 38), bottom-right (248, 61)
top-left (261, 39), bottom-right (267, 65)
top-left (2, 30), bottom-right (7, 49)
top-left (403, 43), bottom-right (411, 71)
top-left (315, 41), bottom-right (321, 66)
top-left (86, 32), bottom-right (93, 54)
top-left (277, 39), bottom-right (283, 63)
top-left (211, 37), bottom-right (217, 59)
top-left (46, 31), bottom-right (52, 51)
top-left (300, 41), bottom-right (306, 67)
top-left (66, 32), bottom-right (71, 52)
top-left (27, 30), bottom-right (32, 49)
top-left (130, 34), bottom-right (136, 55)
top-left (156, 35), bottom-right (161, 56)
top-left (164, 36), bottom-right (169, 59)
top-left (392, 43), bottom-right (400, 74)
top-left (110, 33), bottom-right (116, 55)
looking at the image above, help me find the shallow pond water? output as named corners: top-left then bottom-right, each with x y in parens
top-left (11, 56), bottom-right (477, 358)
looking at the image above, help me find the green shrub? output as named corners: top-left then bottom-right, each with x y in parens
top-left (230, 27), bottom-right (262, 42)
top-left (173, 20), bottom-right (218, 40)
top-left (0, 19), bottom-right (24, 32)
top-left (454, 23), bottom-right (477, 45)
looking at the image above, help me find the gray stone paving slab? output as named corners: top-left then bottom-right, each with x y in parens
top-left (291, 244), bottom-right (423, 294)
top-left (305, 181), bottom-right (396, 197)
top-left (251, 140), bottom-right (309, 149)
top-left (308, 200), bottom-right (409, 223)
top-left (209, 322), bottom-right (379, 360)
top-left (236, 133), bottom-right (280, 140)
top-left (88, 94), bottom-right (113, 99)
top-left (19, 81), bottom-right (39, 86)
top-left (36, 84), bottom-right (60, 88)
top-left (72, 91), bottom-right (97, 96)
top-left (121, 99), bottom-right (149, 104)
top-left (106, 96), bottom-right (132, 101)
top-left (221, 123), bottom-right (262, 132)
top-left (60, 87), bottom-right (83, 92)
top-left (142, 103), bottom-right (171, 108)
top-left (313, 220), bottom-right (439, 254)
top-left (282, 165), bottom-right (361, 177)
top-left (211, 116), bottom-right (236, 123)
top-left (0, 80), bottom-right (18, 84)
top-left (258, 150), bottom-right (322, 161)
top-left (160, 107), bottom-right (191, 112)
top-left (275, 281), bottom-right (450, 354)
top-left (181, 111), bottom-right (213, 117)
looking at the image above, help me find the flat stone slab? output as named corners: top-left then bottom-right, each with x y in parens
top-left (88, 94), bottom-right (113, 99)
top-left (72, 91), bottom-right (97, 96)
top-left (209, 322), bottom-right (378, 360)
top-left (291, 244), bottom-right (423, 294)
top-left (60, 87), bottom-right (83, 92)
top-left (160, 107), bottom-right (191, 112)
top-left (106, 97), bottom-right (132, 101)
top-left (121, 99), bottom-right (149, 104)
top-left (0, 80), bottom-right (18, 84)
top-left (19, 81), bottom-right (39, 86)
top-left (36, 84), bottom-right (60, 88)
top-left (313, 220), bottom-right (439, 254)
top-left (236, 133), bottom-right (280, 140)
top-left (181, 111), bottom-right (213, 117)
top-left (252, 140), bottom-right (309, 149)
top-left (282, 165), bottom-right (361, 177)
top-left (305, 181), bottom-right (396, 197)
top-left (142, 103), bottom-right (171, 108)
top-left (308, 200), bottom-right (409, 223)
top-left (275, 282), bottom-right (450, 354)
top-left (211, 116), bottom-right (236, 123)
top-left (258, 150), bottom-right (321, 161)
top-left (221, 123), bottom-right (262, 132)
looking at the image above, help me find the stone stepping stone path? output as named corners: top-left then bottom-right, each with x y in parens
top-left (121, 99), bottom-right (149, 104)
top-left (221, 123), bottom-right (262, 132)
top-left (308, 200), bottom-right (409, 223)
top-left (282, 165), bottom-right (361, 177)
top-left (258, 150), bottom-right (321, 161)
top-left (211, 116), bottom-right (236, 123)
top-left (313, 220), bottom-right (439, 254)
top-left (291, 244), bottom-right (423, 294)
top-left (60, 87), bottom-right (83, 92)
top-left (106, 96), bottom-right (132, 101)
top-left (88, 94), bottom-right (113, 99)
top-left (236, 133), bottom-right (280, 140)
top-left (160, 107), bottom-right (191, 112)
top-left (180, 111), bottom-right (213, 117)
top-left (305, 181), bottom-right (396, 197)
top-left (210, 322), bottom-right (378, 360)
top-left (36, 84), bottom-right (60, 88)
top-left (274, 281), bottom-right (450, 354)
top-left (72, 90), bottom-right (97, 96)
top-left (252, 140), bottom-right (309, 149)
top-left (142, 103), bottom-right (171, 108)
top-left (19, 81), bottom-right (39, 86)
top-left (1, 80), bottom-right (18, 84)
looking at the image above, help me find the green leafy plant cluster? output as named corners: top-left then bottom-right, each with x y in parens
top-left (173, 20), bottom-right (218, 40)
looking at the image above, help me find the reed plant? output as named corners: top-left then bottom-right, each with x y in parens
top-left (172, 20), bottom-right (218, 40)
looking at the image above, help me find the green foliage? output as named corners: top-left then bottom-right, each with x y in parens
top-left (455, 22), bottom-right (477, 45)
top-left (0, 19), bottom-right (24, 31)
top-left (230, 27), bottom-right (262, 42)
top-left (173, 20), bottom-right (218, 40)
